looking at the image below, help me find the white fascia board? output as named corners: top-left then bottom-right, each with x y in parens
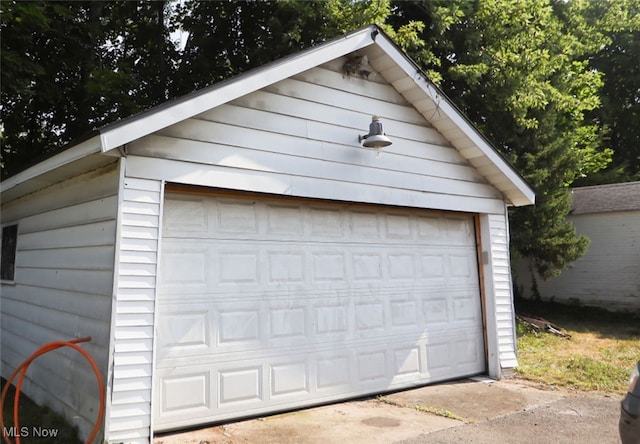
top-left (100, 27), bottom-right (377, 152)
top-left (374, 34), bottom-right (535, 207)
top-left (0, 135), bottom-right (102, 194)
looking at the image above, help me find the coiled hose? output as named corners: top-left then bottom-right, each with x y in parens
top-left (1, 337), bottom-right (105, 444)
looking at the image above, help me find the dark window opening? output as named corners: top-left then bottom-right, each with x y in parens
top-left (1, 224), bottom-right (18, 281)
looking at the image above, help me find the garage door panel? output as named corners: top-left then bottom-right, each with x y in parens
top-left (163, 196), bottom-right (208, 234)
top-left (163, 196), bottom-right (481, 246)
top-left (270, 360), bottom-right (310, 397)
top-left (155, 193), bottom-right (485, 431)
top-left (155, 366), bottom-right (215, 426)
top-left (309, 207), bottom-right (344, 237)
top-left (216, 200), bottom-right (260, 234)
top-left (157, 286), bottom-right (480, 358)
top-left (159, 244), bottom-right (475, 294)
top-left (155, 340), bottom-right (483, 432)
top-left (219, 365), bottom-right (265, 405)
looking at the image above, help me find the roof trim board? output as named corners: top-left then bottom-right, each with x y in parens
top-left (1, 135), bottom-right (102, 194)
top-left (371, 32), bottom-right (534, 206)
top-left (99, 28), bottom-right (376, 151)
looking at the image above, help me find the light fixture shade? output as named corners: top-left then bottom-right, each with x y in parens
top-left (360, 116), bottom-right (392, 149)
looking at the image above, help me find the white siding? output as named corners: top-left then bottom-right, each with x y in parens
top-left (515, 211), bottom-right (640, 312)
top-left (126, 65), bottom-right (505, 214)
top-left (479, 211), bottom-right (518, 377)
top-left (0, 162), bottom-right (120, 441)
top-left (107, 177), bottom-right (162, 444)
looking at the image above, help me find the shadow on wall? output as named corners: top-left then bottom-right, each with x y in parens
top-left (512, 255), bottom-right (640, 315)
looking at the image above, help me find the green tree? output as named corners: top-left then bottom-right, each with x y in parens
top-left (391, 0), bottom-right (613, 278)
top-left (571, 0), bottom-right (640, 185)
top-left (2, 0), bottom-right (625, 279)
top-left (171, 0), bottom-right (393, 95)
top-left (0, 1), bottom-right (177, 177)
top-left (1, 1), bottom-right (95, 174)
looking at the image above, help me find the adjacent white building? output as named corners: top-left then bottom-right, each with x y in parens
top-left (515, 181), bottom-right (640, 313)
top-left (1, 25), bottom-right (534, 443)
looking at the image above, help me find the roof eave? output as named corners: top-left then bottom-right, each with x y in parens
top-left (1, 135), bottom-right (103, 196)
top-left (99, 26), bottom-right (379, 152)
top-left (371, 30), bottom-right (535, 207)
top-left (2, 24), bottom-right (535, 209)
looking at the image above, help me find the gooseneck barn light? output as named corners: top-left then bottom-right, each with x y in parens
top-left (359, 116), bottom-right (392, 149)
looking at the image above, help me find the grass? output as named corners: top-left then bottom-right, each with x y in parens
top-left (414, 405), bottom-right (465, 422)
top-left (1, 378), bottom-right (82, 444)
top-left (514, 298), bottom-right (640, 394)
top-left (377, 395), bottom-right (465, 422)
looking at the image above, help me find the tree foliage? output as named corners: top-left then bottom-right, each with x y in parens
top-left (572, 0), bottom-right (640, 185)
top-left (1, 0), bottom-right (636, 278)
top-left (0, 1), bottom-right (179, 172)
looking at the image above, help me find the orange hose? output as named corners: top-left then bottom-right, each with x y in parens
top-left (1, 337), bottom-right (105, 444)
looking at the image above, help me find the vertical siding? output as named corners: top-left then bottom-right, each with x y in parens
top-left (514, 211), bottom-right (640, 312)
top-left (107, 177), bottom-right (162, 444)
top-left (479, 211), bottom-right (518, 377)
top-left (0, 162), bottom-right (119, 442)
top-left (488, 213), bottom-right (518, 369)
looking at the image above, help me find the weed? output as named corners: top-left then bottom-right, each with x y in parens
top-left (414, 405), bottom-right (465, 422)
top-left (515, 299), bottom-right (639, 394)
top-left (376, 396), bottom-right (465, 422)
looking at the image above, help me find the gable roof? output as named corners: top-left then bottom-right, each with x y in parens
top-left (2, 25), bottom-right (534, 207)
top-left (570, 181), bottom-right (640, 214)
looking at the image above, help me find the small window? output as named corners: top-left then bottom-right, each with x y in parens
top-left (1, 224), bottom-right (18, 282)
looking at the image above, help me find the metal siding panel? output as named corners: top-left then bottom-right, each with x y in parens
top-left (126, 156), bottom-right (505, 215)
top-left (108, 177), bottom-right (162, 444)
top-left (487, 213), bottom-right (518, 371)
top-left (17, 195), bottom-right (118, 233)
top-left (129, 134), bottom-right (499, 201)
top-left (1, 163), bottom-right (119, 223)
top-left (292, 66), bottom-right (409, 105)
top-left (0, 164), bottom-right (118, 443)
top-left (123, 57), bottom-right (510, 214)
top-left (265, 77), bottom-right (424, 124)
top-left (229, 91), bottom-right (450, 147)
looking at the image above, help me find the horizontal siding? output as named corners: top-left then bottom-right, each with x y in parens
top-left (126, 65), bottom-right (503, 214)
top-left (229, 90), bottom-right (450, 149)
top-left (264, 76), bottom-right (426, 124)
top-left (1, 163), bottom-right (119, 223)
top-left (0, 162), bottom-right (119, 442)
top-left (515, 211), bottom-right (640, 312)
top-left (293, 64), bottom-right (409, 104)
top-left (108, 177), bottom-right (162, 444)
top-left (17, 245), bottom-right (115, 270)
top-left (131, 132), bottom-right (497, 199)
top-left (126, 156), bottom-right (505, 215)
top-left (18, 220), bottom-right (116, 250)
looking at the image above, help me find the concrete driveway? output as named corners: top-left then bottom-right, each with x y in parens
top-left (154, 377), bottom-right (622, 444)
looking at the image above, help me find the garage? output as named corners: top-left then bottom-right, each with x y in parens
top-left (154, 189), bottom-right (485, 431)
top-left (1, 26), bottom-right (534, 443)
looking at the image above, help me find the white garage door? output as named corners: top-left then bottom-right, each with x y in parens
top-left (154, 191), bottom-right (485, 431)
